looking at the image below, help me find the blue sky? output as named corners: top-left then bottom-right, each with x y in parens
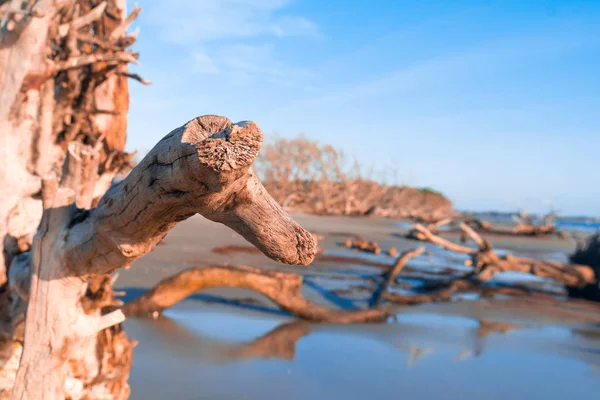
top-left (126, 0), bottom-right (600, 216)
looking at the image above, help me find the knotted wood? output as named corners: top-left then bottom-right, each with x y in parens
top-left (11, 115), bottom-right (317, 400)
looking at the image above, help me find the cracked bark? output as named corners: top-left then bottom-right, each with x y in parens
top-left (10, 115), bottom-right (317, 400)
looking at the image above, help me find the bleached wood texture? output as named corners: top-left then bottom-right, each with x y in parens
top-left (0, 1), bottom-right (145, 397)
top-left (410, 222), bottom-right (595, 287)
top-left (11, 115), bottom-right (317, 400)
top-left (63, 115), bottom-right (317, 276)
top-left (0, 0), bottom-right (54, 281)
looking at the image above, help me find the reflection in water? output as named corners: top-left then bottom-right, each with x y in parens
top-left (125, 305), bottom-right (600, 400)
top-left (223, 321), bottom-right (311, 361)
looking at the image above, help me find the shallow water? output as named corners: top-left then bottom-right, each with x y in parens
top-left (317, 246), bottom-right (564, 296)
top-left (125, 303), bottom-right (600, 400)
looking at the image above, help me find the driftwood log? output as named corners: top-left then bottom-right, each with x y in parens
top-left (121, 264), bottom-right (387, 323)
top-left (461, 213), bottom-right (567, 239)
top-left (410, 222), bottom-right (595, 288)
top-left (369, 248), bottom-right (425, 307)
top-left (408, 215), bottom-right (567, 241)
top-left (8, 115), bottom-right (318, 399)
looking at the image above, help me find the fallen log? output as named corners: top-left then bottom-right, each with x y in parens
top-left (409, 222), bottom-right (595, 289)
top-left (121, 264), bottom-right (388, 323)
top-left (461, 213), bottom-right (567, 239)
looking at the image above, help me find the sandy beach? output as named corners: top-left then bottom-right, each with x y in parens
top-left (115, 214), bottom-right (600, 400)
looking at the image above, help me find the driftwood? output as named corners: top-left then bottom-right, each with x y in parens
top-left (0, 0), bottom-right (145, 398)
top-left (381, 279), bottom-right (531, 306)
top-left (6, 115), bottom-right (317, 399)
top-left (410, 222), bottom-right (595, 288)
top-left (369, 248), bottom-right (425, 307)
top-left (408, 214), bottom-right (567, 241)
top-left (461, 213), bottom-right (567, 239)
top-left (406, 217), bottom-right (452, 240)
top-left (202, 224), bottom-right (599, 314)
top-left (344, 236), bottom-right (381, 255)
top-left (121, 265), bottom-right (387, 323)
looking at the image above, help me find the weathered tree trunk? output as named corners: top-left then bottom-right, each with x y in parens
top-left (0, 0), bottom-right (139, 277)
top-left (0, 0), bottom-right (54, 281)
top-left (8, 116), bottom-right (317, 399)
top-left (0, 2), bottom-right (320, 398)
top-left (0, 1), bottom-right (144, 398)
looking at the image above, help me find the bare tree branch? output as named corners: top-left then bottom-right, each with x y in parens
top-left (370, 247), bottom-right (425, 307)
top-left (121, 264), bottom-right (388, 323)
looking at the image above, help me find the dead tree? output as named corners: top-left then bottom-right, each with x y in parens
top-left (1, 0), bottom-right (140, 279)
top-left (369, 247), bottom-right (425, 307)
top-left (0, 0), bottom-right (144, 397)
top-left (7, 116), bottom-right (318, 399)
top-left (0, 2), bottom-right (382, 397)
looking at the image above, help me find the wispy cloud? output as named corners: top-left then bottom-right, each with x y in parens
top-left (191, 48), bottom-right (220, 74)
top-left (145, 0), bottom-right (318, 43)
top-left (142, 0), bottom-right (318, 86)
top-left (191, 43), bottom-right (313, 86)
top-left (274, 28), bottom-right (596, 113)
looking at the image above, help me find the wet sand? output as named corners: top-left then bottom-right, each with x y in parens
top-left (116, 214), bottom-right (600, 399)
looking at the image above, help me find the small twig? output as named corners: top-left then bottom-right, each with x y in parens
top-left (75, 33), bottom-right (121, 51)
top-left (51, 51), bottom-right (138, 73)
top-left (58, 1), bottom-right (107, 37)
top-left (117, 72), bottom-right (150, 85)
top-left (109, 5), bottom-right (141, 41)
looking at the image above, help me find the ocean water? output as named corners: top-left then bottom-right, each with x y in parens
top-left (396, 215), bottom-right (600, 235)
top-left (555, 220), bottom-right (600, 234)
top-left (474, 213), bottom-right (600, 234)
top-left (125, 304), bottom-right (600, 400)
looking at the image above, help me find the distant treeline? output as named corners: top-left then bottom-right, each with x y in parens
top-left (255, 136), bottom-right (454, 222)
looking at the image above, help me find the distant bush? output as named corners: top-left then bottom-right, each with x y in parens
top-left (419, 187), bottom-right (444, 196)
top-left (255, 136), bottom-right (455, 221)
